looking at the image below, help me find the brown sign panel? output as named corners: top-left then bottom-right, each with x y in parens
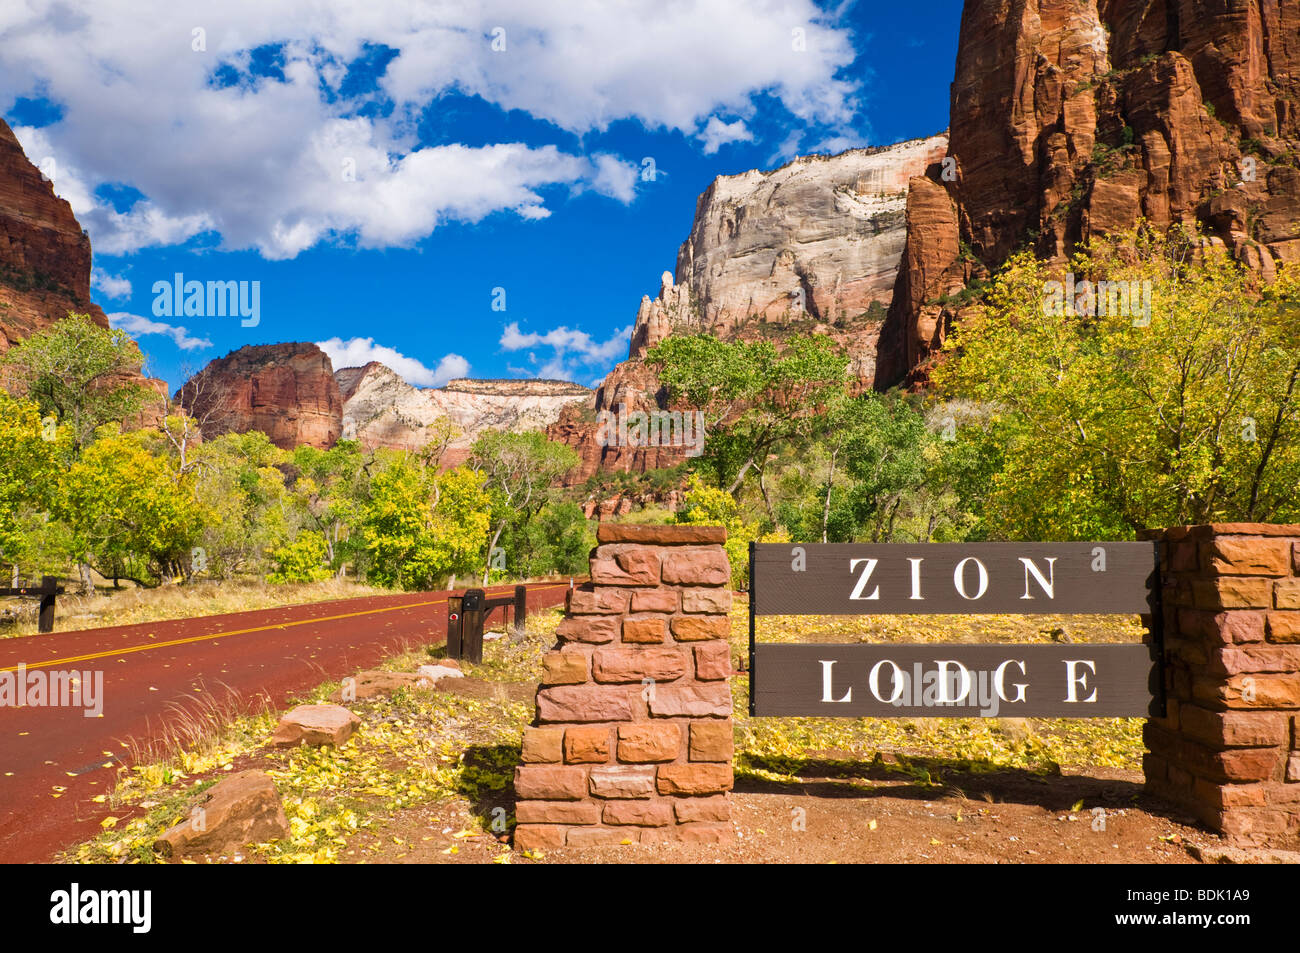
top-left (751, 643), bottom-right (1158, 717)
top-left (752, 542), bottom-right (1157, 616)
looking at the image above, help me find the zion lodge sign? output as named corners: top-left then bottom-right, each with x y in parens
top-left (748, 542), bottom-right (1161, 718)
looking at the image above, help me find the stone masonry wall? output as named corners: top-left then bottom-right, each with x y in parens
top-left (513, 524), bottom-right (735, 849)
top-left (1142, 524), bottom-right (1300, 843)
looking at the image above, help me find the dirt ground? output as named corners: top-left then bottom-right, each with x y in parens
top-left (347, 761), bottom-right (1214, 865)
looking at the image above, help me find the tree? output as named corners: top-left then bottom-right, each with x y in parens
top-left (467, 430), bottom-right (579, 583)
top-left (0, 314), bottom-right (153, 454)
top-left (360, 462), bottom-right (490, 590)
top-left (189, 431), bottom-right (291, 578)
top-left (56, 428), bottom-right (201, 586)
top-left (0, 393), bottom-right (65, 568)
top-left (647, 333), bottom-right (850, 512)
top-left (289, 440), bottom-right (368, 574)
top-left (932, 226), bottom-right (1300, 537)
top-left (503, 501), bottom-right (594, 578)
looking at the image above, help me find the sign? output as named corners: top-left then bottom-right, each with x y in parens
top-left (752, 542), bottom-right (1157, 615)
top-left (751, 643), bottom-right (1158, 717)
top-left (748, 542), bottom-right (1162, 719)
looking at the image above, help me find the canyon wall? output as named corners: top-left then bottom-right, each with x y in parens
top-left (877, 0), bottom-right (1300, 388)
top-left (175, 343), bottom-right (343, 450)
top-left (552, 134), bottom-right (950, 483)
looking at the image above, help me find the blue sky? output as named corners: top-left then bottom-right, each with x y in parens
top-left (1, 1), bottom-right (963, 392)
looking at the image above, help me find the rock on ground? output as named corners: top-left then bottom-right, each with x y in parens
top-left (153, 769), bottom-right (289, 859)
top-left (270, 703), bottom-right (360, 748)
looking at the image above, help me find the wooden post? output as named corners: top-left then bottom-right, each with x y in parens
top-left (446, 596), bottom-right (464, 659)
top-left (38, 575), bottom-right (56, 634)
top-left (462, 588), bottom-right (485, 664)
top-left (513, 584), bottom-right (527, 636)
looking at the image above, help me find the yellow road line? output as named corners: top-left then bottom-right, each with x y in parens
top-left (1, 584), bottom-right (568, 673)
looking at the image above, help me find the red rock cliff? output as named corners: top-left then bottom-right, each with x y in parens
top-left (0, 117), bottom-right (109, 349)
top-left (877, 0), bottom-right (1300, 388)
top-left (176, 343), bottom-right (343, 449)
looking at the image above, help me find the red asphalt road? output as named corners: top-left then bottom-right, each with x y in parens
top-left (0, 582), bottom-right (570, 863)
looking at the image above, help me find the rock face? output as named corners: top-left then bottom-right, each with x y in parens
top-left (877, 0), bottom-right (1300, 388)
top-left (337, 361), bottom-right (591, 465)
top-left (176, 343), bottom-right (343, 449)
top-left (0, 117), bottom-right (166, 422)
top-left (0, 118), bottom-right (109, 351)
top-left (551, 135), bottom-right (949, 484)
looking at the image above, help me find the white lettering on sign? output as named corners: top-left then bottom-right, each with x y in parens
top-left (953, 557), bottom-right (989, 600)
top-left (908, 557), bottom-right (924, 600)
top-left (869, 659), bottom-right (906, 704)
top-left (934, 660), bottom-right (972, 703)
top-left (820, 660), bottom-right (852, 703)
top-left (1063, 659), bottom-right (1097, 702)
top-left (848, 558), bottom-right (880, 600)
top-left (993, 659), bottom-right (1028, 702)
top-left (1018, 557), bottom-right (1056, 600)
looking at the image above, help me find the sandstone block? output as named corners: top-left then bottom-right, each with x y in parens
top-left (616, 723), bottom-right (681, 763)
top-left (589, 765), bottom-right (656, 799)
top-left (656, 763), bottom-right (734, 795)
top-left (513, 765), bottom-right (588, 801)
top-left (649, 683), bottom-right (732, 717)
top-left (564, 725), bottom-right (611, 764)
top-left (269, 704), bottom-right (360, 748)
top-left (661, 548), bottom-right (730, 586)
top-left (537, 686), bottom-right (635, 723)
top-left (592, 646), bottom-right (687, 683)
top-left (689, 721), bottom-right (734, 762)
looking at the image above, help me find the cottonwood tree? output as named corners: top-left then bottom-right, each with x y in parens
top-left (0, 313), bottom-right (153, 455)
top-left (646, 333), bottom-right (850, 516)
top-left (467, 430), bottom-right (578, 583)
top-left (933, 226), bottom-right (1300, 537)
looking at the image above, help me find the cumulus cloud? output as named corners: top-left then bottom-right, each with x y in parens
top-left (316, 336), bottom-right (468, 388)
top-left (500, 321), bottom-right (631, 380)
top-left (108, 312), bottom-right (212, 351)
top-left (91, 268), bottom-right (132, 300)
top-left (698, 117), bottom-right (753, 154)
top-left (0, 1), bottom-right (860, 258)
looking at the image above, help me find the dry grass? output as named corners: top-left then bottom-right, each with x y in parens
top-left (0, 576), bottom-right (390, 638)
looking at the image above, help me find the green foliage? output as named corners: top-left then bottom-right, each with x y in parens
top-left (502, 501), bottom-right (594, 578)
top-left (267, 531), bottom-right (332, 584)
top-left (468, 430), bottom-right (579, 581)
top-left (676, 474), bottom-right (785, 588)
top-left (0, 314), bottom-right (153, 454)
top-left (647, 333), bottom-right (850, 500)
top-left (0, 393), bottom-right (65, 565)
top-left (933, 226), bottom-right (1300, 537)
top-left (56, 429), bottom-right (201, 584)
top-left (190, 431), bottom-right (291, 578)
top-left (360, 462), bottom-right (490, 590)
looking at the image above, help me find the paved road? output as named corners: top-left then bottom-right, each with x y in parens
top-left (0, 582), bottom-right (571, 863)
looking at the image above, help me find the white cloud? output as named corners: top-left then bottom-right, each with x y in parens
top-left (500, 321), bottom-right (631, 380)
top-left (0, 1), bottom-right (860, 258)
top-left (316, 336), bottom-right (468, 388)
top-left (91, 268), bottom-right (132, 300)
top-left (108, 312), bottom-right (212, 351)
top-left (698, 117), bottom-right (753, 154)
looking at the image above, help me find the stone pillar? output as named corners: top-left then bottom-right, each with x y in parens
top-left (514, 524), bottom-right (735, 850)
top-left (1142, 523), bottom-right (1300, 843)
